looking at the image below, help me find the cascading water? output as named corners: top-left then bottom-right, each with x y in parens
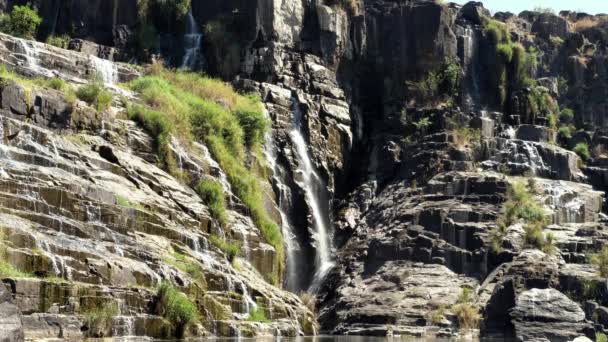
top-left (181, 10), bottom-right (202, 69)
top-left (460, 27), bottom-right (481, 112)
top-left (263, 127), bottom-right (299, 291)
top-left (289, 98), bottom-right (334, 291)
top-left (90, 56), bottom-right (118, 84)
top-left (15, 39), bottom-right (40, 74)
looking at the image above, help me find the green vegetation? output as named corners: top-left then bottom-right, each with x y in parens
top-left (127, 65), bottom-right (282, 281)
top-left (115, 194), bottom-right (143, 210)
top-left (407, 59), bottom-right (461, 104)
top-left (46, 34), bottom-right (70, 49)
top-left (482, 17), bottom-right (537, 107)
top-left (83, 302), bottom-right (119, 337)
top-left (0, 230), bottom-right (32, 278)
top-left (451, 287), bottom-right (480, 331)
top-left (597, 332), bottom-right (608, 342)
top-left (209, 234), bottom-right (240, 262)
top-left (590, 246), bottom-right (608, 278)
top-left (527, 86), bottom-right (558, 126)
top-left (136, 0), bottom-right (191, 20)
top-left (428, 305), bottom-right (447, 325)
top-left (452, 127), bottom-right (481, 148)
top-left (247, 306), bottom-right (270, 323)
top-left (196, 179), bottom-right (227, 226)
top-left (0, 4), bottom-right (42, 39)
top-left (573, 142), bottom-right (590, 162)
top-left (164, 249), bottom-right (206, 289)
top-left (76, 78), bottom-right (113, 112)
top-left (157, 282), bottom-right (198, 335)
top-left (490, 180), bottom-right (555, 254)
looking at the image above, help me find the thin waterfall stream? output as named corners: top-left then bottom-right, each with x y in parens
top-left (289, 98), bottom-right (334, 291)
top-left (182, 10), bottom-right (202, 69)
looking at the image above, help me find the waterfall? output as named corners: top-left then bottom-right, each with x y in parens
top-left (15, 39), bottom-right (40, 73)
top-left (263, 127), bottom-right (299, 291)
top-left (181, 10), bottom-right (202, 69)
top-left (289, 98), bottom-right (334, 291)
top-left (90, 56), bottom-right (118, 84)
top-left (460, 27), bottom-right (480, 112)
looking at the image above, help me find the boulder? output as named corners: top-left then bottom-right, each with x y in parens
top-left (0, 282), bottom-right (24, 342)
top-left (531, 13), bottom-right (571, 40)
top-left (510, 288), bottom-right (593, 341)
top-left (461, 1), bottom-right (491, 25)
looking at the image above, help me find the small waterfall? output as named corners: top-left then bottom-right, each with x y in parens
top-left (181, 10), bottom-right (202, 69)
top-left (263, 127), bottom-right (299, 291)
top-left (289, 98), bottom-right (334, 291)
top-left (15, 39), bottom-right (40, 73)
top-left (90, 56), bottom-right (118, 84)
top-left (460, 27), bottom-right (480, 112)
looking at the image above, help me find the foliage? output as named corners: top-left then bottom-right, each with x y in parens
top-left (84, 302), bottom-right (119, 337)
top-left (452, 127), bottom-right (481, 148)
top-left (457, 287), bottom-right (474, 304)
top-left (165, 250), bottom-right (206, 288)
top-left (573, 143), bottom-right (590, 162)
top-left (597, 332), bottom-right (608, 342)
top-left (299, 291), bottom-right (316, 313)
top-left (208, 234), bottom-right (240, 262)
top-left (590, 246), bottom-right (608, 278)
top-left (560, 108), bottom-right (575, 124)
top-left (45, 77), bottom-right (68, 91)
top-left (413, 117), bottom-right (432, 132)
top-left (491, 180), bottom-right (553, 254)
top-left (451, 303), bottom-right (481, 330)
top-left (428, 305), bottom-right (446, 325)
top-left (0, 4), bottom-right (42, 39)
top-left (115, 194), bottom-right (143, 210)
top-left (46, 34), bottom-right (70, 49)
top-left (0, 231), bottom-right (32, 278)
top-left (247, 306), bottom-right (270, 323)
top-left (195, 179), bottom-right (227, 226)
top-left (128, 65), bottom-right (282, 281)
top-left (76, 78), bottom-right (113, 112)
top-left (126, 104), bottom-right (175, 169)
top-left (137, 0), bottom-right (190, 20)
top-left (157, 282), bottom-right (198, 333)
top-left (407, 59), bottom-right (461, 104)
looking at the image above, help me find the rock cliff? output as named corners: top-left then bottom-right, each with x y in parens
top-left (0, 0), bottom-right (608, 341)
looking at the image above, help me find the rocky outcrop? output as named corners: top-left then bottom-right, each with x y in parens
top-left (0, 283), bottom-right (23, 342)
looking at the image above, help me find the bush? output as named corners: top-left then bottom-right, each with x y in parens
top-left (247, 306), bottom-right (270, 323)
top-left (234, 95), bottom-right (269, 149)
top-left (196, 179), bottom-right (227, 226)
top-left (46, 34), bottom-right (70, 49)
top-left (157, 282), bottom-right (197, 335)
top-left (597, 332), bottom-right (608, 342)
top-left (407, 59), bottom-right (461, 104)
top-left (560, 108), bottom-right (575, 124)
top-left (457, 287), bottom-right (474, 304)
top-left (209, 234), bottom-right (240, 262)
top-left (590, 246), bottom-right (608, 278)
top-left (573, 142), bottom-right (590, 162)
top-left (0, 4), bottom-right (41, 39)
top-left (84, 302), bottom-right (119, 337)
top-left (452, 127), bottom-right (481, 148)
top-left (76, 79), bottom-right (113, 112)
top-left (524, 222), bottom-right (556, 254)
top-left (45, 77), bottom-right (67, 91)
top-left (451, 303), bottom-right (480, 330)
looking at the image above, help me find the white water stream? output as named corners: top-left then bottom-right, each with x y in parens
top-left (181, 10), bottom-right (202, 69)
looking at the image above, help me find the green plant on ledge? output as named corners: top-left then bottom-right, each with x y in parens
top-left (157, 282), bottom-right (198, 337)
top-left (196, 179), bottom-right (227, 226)
top-left (0, 4), bottom-right (41, 39)
top-left (209, 234), bottom-right (240, 262)
top-left (247, 306), bottom-right (270, 323)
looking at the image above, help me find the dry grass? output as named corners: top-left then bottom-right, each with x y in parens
top-left (452, 303), bottom-right (481, 330)
top-left (594, 145), bottom-right (608, 158)
top-left (299, 291), bottom-right (317, 313)
top-left (571, 16), bottom-right (608, 31)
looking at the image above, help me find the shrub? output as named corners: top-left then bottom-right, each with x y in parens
top-left (76, 79), bottom-right (113, 112)
top-left (590, 246), bottom-right (608, 278)
top-left (46, 34), bottom-right (70, 49)
top-left (45, 77), bottom-right (67, 91)
top-left (234, 95), bottom-right (269, 149)
top-left (524, 223), bottom-right (556, 254)
top-left (428, 305), bottom-right (446, 325)
top-left (247, 306), bottom-right (270, 323)
top-left (560, 108), bottom-right (574, 124)
top-left (573, 143), bottom-right (590, 162)
top-left (0, 4), bottom-right (42, 39)
top-left (557, 125), bottom-right (572, 140)
top-left (157, 282), bottom-right (197, 335)
top-left (209, 234), bottom-right (240, 262)
top-left (457, 287), bottom-right (474, 304)
top-left (597, 332), bottom-right (608, 342)
top-left (407, 59), bottom-right (461, 104)
top-left (84, 302), bottom-right (119, 337)
top-left (452, 127), bottom-right (481, 148)
top-left (299, 291), bottom-right (316, 313)
top-left (451, 303), bottom-right (480, 330)
top-left (196, 179), bottom-right (227, 226)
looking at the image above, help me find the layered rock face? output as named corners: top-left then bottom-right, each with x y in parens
top-left (1, 0), bottom-right (608, 341)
